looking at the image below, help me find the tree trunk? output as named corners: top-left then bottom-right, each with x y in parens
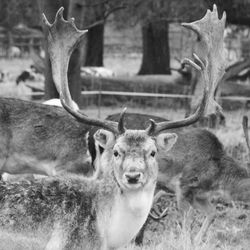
top-left (37, 0), bottom-right (83, 104)
top-left (85, 23), bottom-right (104, 66)
top-left (139, 20), bottom-right (171, 75)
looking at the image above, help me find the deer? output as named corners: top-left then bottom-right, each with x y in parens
top-left (175, 116), bottom-right (250, 244)
top-left (0, 98), bottom-right (80, 182)
top-left (0, 97), bottom-right (94, 178)
top-left (0, 7), bottom-right (211, 250)
top-left (94, 5), bottom-right (228, 245)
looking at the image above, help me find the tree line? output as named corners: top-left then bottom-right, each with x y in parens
top-left (1, 0), bottom-right (250, 103)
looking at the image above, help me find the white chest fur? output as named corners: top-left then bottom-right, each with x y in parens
top-left (106, 188), bottom-right (154, 248)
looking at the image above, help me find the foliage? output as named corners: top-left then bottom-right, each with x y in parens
top-left (0, 0), bottom-right (40, 29)
top-left (205, 0), bottom-right (250, 25)
top-left (112, 0), bottom-right (207, 29)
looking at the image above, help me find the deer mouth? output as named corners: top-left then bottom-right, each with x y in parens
top-left (123, 172), bottom-right (144, 189)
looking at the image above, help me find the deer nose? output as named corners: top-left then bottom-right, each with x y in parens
top-left (124, 172), bottom-right (143, 184)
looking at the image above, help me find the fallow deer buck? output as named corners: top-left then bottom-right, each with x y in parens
top-left (0, 7), bottom-right (210, 250)
top-left (106, 5), bottom-right (228, 245)
top-left (90, 3), bottom-right (226, 210)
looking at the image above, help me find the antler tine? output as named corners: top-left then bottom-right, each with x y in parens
top-left (43, 8), bottom-right (121, 134)
top-left (242, 116), bottom-right (250, 152)
top-left (146, 119), bottom-right (157, 136)
top-left (118, 108), bottom-right (127, 134)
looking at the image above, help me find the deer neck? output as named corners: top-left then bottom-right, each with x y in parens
top-left (103, 182), bottom-right (155, 249)
top-left (96, 152), bottom-right (156, 248)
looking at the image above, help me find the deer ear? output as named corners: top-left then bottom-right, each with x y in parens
top-left (156, 133), bottom-right (178, 152)
top-left (94, 129), bottom-right (115, 149)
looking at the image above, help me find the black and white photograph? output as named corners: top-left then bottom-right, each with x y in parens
top-left (0, 0), bottom-right (250, 249)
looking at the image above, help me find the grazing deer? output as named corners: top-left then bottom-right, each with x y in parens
top-left (177, 129), bottom-right (250, 244)
top-left (167, 117), bottom-right (249, 243)
top-left (0, 7), bottom-right (210, 250)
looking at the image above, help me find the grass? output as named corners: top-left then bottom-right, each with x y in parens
top-left (1, 58), bottom-right (250, 249)
top-left (1, 107), bottom-right (250, 250)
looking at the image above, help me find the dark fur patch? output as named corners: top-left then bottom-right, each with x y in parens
top-left (123, 131), bottom-right (147, 147)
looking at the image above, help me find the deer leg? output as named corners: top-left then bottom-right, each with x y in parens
top-left (45, 224), bottom-right (66, 250)
top-left (194, 213), bottom-right (216, 245)
top-left (193, 198), bottom-right (216, 245)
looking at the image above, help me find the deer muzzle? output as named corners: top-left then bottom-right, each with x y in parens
top-left (123, 172), bottom-right (144, 189)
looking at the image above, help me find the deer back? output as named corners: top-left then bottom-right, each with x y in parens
top-left (0, 98), bottom-right (93, 176)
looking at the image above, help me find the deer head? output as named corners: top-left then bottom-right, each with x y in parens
top-left (43, 8), bottom-right (210, 191)
top-left (183, 4), bottom-right (226, 116)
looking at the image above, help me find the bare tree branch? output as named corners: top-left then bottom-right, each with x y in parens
top-left (83, 4), bottom-right (127, 29)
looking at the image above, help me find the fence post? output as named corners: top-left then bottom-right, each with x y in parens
top-left (97, 79), bottom-right (102, 118)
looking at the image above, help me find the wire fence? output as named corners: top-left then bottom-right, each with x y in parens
top-left (27, 90), bottom-right (250, 118)
top-left (27, 90), bottom-right (250, 101)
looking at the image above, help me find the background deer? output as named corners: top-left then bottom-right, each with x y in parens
top-left (176, 116), bottom-right (250, 244)
top-left (1, 98), bottom-right (81, 182)
top-left (0, 8), bottom-right (210, 250)
top-left (0, 98), bottom-right (93, 178)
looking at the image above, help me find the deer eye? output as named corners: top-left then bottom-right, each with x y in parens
top-left (150, 151), bottom-right (156, 157)
top-left (113, 150), bottom-right (119, 157)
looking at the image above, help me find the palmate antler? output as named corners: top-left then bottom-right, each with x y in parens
top-left (42, 8), bottom-right (125, 134)
top-left (183, 4), bottom-right (227, 116)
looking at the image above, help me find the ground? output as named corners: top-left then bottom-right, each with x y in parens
top-left (0, 106), bottom-right (249, 250)
top-left (1, 58), bottom-right (250, 249)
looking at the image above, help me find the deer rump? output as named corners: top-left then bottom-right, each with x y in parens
top-left (88, 112), bottom-right (225, 191)
top-left (0, 97), bottom-right (93, 177)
